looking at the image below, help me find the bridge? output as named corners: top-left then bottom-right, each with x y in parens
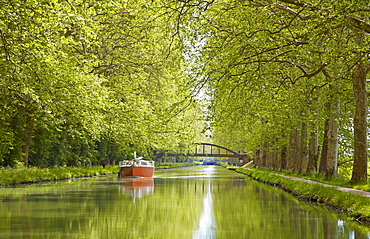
top-left (154, 143), bottom-right (250, 164)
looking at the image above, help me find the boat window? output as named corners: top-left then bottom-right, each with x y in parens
top-left (122, 161), bottom-right (132, 166)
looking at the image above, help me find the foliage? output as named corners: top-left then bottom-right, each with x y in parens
top-left (169, 0), bottom-right (370, 181)
top-left (0, 1), bottom-right (204, 168)
top-left (1, 0), bottom-right (369, 184)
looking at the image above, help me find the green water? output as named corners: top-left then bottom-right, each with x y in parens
top-left (0, 166), bottom-right (369, 238)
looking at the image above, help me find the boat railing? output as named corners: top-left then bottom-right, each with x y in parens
top-left (139, 161), bottom-right (155, 167)
top-left (119, 160), bottom-right (155, 167)
top-left (119, 161), bottom-right (132, 167)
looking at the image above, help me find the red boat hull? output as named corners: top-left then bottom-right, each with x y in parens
top-left (119, 166), bottom-right (154, 177)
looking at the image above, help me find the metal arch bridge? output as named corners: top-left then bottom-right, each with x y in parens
top-left (154, 143), bottom-right (249, 161)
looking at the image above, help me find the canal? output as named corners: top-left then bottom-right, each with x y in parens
top-left (0, 165), bottom-right (369, 238)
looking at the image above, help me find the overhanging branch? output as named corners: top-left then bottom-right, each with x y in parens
top-left (346, 16), bottom-right (370, 33)
top-left (275, 3), bottom-right (310, 20)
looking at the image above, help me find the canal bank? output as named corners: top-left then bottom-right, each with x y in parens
top-left (0, 163), bottom-right (197, 187)
top-left (0, 166), bottom-right (119, 186)
top-left (234, 167), bottom-right (370, 226)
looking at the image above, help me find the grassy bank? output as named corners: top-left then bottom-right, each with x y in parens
top-left (155, 162), bottom-right (197, 169)
top-left (250, 167), bottom-right (370, 192)
top-left (235, 168), bottom-right (370, 225)
top-left (0, 166), bottom-right (119, 186)
top-left (0, 163), bottom-right (198, 186)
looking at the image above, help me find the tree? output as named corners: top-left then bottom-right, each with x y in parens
top-left (168, 0), bottom-right (369, 182)
top-left (0, 0), bottom-right (203, 167)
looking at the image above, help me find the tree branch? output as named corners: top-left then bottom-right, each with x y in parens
top-left (275, 3), bottom-right (310, 20)
top-left (346, 15), bottom-right (370, 33)
top-left (304, 63), bottom-right (328, 78)
top-left (278, 0), bottom-right (305, 7)
top-left (291, 63), bottom-right (329, 83)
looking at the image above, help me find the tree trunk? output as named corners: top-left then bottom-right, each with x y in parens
top-left (293, 127), bottom-right (301, 172)
top-left (280, 145), bottom-right (287, 170)
top-left (351, 62), bottom-right (368, 183)
top-left (325, 99), bottom-right (339, 178)
top-left (287, 128), bottom-right (299, 171)
top-left (272, 149), bottom-right (278, 169)
top-left (319, 118), bottom-right (329, 175)
top-left (266, 149), bottom-right (272, 168)
top-left (306, 123), bottom-right (318, 174)
top-left (286, 132), bottom-right (294, 170)
top-left (260, 143), bottom-right (267, 167)
top-left (298, 122), bottom-right (307, 174)
top-left (22, 115), bottom-right (35, 167)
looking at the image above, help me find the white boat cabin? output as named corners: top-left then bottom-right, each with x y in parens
top-left (119, 159), bottom-right (155, 168)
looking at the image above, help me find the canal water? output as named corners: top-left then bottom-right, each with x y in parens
top-left (0, 165), bottom-right (369, 239)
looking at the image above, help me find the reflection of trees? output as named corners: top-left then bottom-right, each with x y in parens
top-left (0, 177), bottom-right (368, 238)
top-left (88, 178), bottom-right (206, 238)
top-left (212, 180), bottom-right (364, 239)
top-left (0, 178), bottom-right (206, 238)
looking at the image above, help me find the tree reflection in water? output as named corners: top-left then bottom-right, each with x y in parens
top-left (0, 166), bottom-right (369, 238)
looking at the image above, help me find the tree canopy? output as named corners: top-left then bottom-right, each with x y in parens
top-left (168, 0), bottom-right (369, 182)
top-left (0, 0), bottom-right (204, 167)
top-left (0, 0), bottom-right (369, 183)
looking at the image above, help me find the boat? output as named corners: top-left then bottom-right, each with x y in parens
top-left (118, 153), bottom-right (155, 177)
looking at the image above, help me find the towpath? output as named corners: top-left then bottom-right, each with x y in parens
top-left (242, 168), bottom-right (370, 198)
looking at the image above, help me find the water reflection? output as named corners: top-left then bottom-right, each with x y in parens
top-left (192, 166), bottom-right (217, 238)
top-left (0, 166), bottom-right (369, 238)
top-left (119, 177), bottom-right (154, 202)
top-left (193, 181), bottom-right (216, 239)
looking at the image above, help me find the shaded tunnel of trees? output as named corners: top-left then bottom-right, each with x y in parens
top-left (0, 0), bottom-right (369, 183)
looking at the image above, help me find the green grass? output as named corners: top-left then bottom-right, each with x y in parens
top-left (0, 163), bottom-right (198, 186)
top-left (0, 166), bottom-right (119, 186)
top-left (222, 161), bottom-right (370, 192)
top-left (155, 162), bottom-right (197, 169)
top-left (248, 167), bottom-right (370, 192)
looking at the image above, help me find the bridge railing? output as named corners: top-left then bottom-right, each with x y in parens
top-left (154, 143), bottom-right (249, 161)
